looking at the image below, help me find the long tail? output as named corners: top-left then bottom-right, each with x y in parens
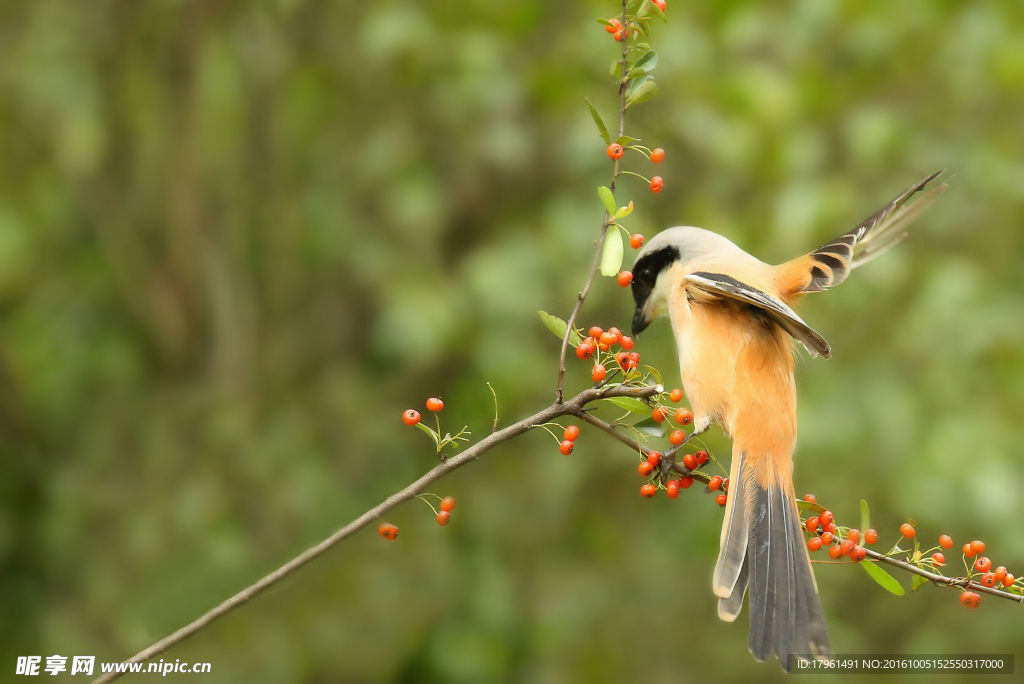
top-left (712, 450), bottom-right (831, 670)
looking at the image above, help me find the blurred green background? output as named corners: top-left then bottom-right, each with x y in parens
top-left (2, 0), bottom-right (1023, 681)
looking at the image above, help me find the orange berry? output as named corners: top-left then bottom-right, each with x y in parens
top-left (865, 528), bottom-right (878, 545)
top-left (802, 493), bottom-right (817, 503)
top-left (646, 451), bottom-right (661, 467)
top-left (640, 483), bottom-right (657, 498)
top-left (695, 450), bottom-right (709, 464)
top-left (821, 531), bottom-right (833, 544)
top-left (607, 143), bottom-right (624, 160)
top-left (629, 233), bottom-right (645, 249)
top-left (681, 453), bottom-right (697, 470)
top-left (402, 409), bottom-right (421, 426)
top-left (651, 407), bottom-right (668, 423)
top-left (436, 510), bottom-right (450, 526)
top-left (932, 552), bottom-right (945, 565)
top-left (808, 537), bottom-right (823, 552)
top-left (650, 147), bottom-right (665, 163)
top-left (708, 475), bottom-right (723, 491)
top-left (588, 326), bottom-right (604, 338)
top-left (669, 429), bottom-right (685, 445)
top-left (975, 556), bottom-right (992, 573)
top-left (960, 591), bottom-right (981, 608)
top-left (970, 540), bottom-right (986, 555)
top-left (852, 546), bottom-right (867, 562)
top-left (669, 388), bottom-right (683, 402)
top-left (805, 517), bottom-right (820, 533)
top-left (617, 271), bottom-right (633, 287)
top-left (608, 326), bottom-right (622, 340)
top-left (591, 364), bottom-right (607, 382)
top-left (649, 176), bottom-right (663, 193)
top-left (828, 544), bottom-right (843, 559)
top-left (559, 440), bottom-right (574, 455)
top-left (839, 540), bottom-right (855, 556)
top-left (563, 425), bottom-right (580, 442)
top-left (938, 534), bottom-right (953, 549)
top-left (666, 480), bottom-right (680, 499)
top-left (963, 543), bottom-right (976, 558)
top-left (652, 0), bottom-right (667, 12)
top-left (819, 510), bottom-right (834, 527)
top-left (575, 343), bottom-right (595, 360)
top-left (715, 493), bottom-right (727, 506)
top-left (638, 461), bottom-right (654, 476)
top-left (674, 408), bottom-right (694, 426)
top-left (847, 529), bottom-right (861, 544)
top-left (619, 335), bottom-right (635, 350)
top-left (899, 523), bottom-right (916, 538)
top-left (1002, 573), bottom-right (1015, 587)
top-left (440, 496), bottom-right (455, 512)
top-left (425, 397), bottom-right (444, 412)
top-left (378, 523), bottom-right (399, 540)
top-left (599, 331), bottom-right (618, 347)
top-left (994, 566), bottom-right (1008, 581)
top-left (613, 29), bottom-right (624, 42)
top-left (980, 572), bottom-right (997, 587)
top-left (679, 476), bottom-right (694, 489)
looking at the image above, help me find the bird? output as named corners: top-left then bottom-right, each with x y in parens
top-left (628, 170), bottom-right (947, 670)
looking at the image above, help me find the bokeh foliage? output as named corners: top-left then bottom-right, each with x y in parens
top-left (2, 1), bottom-right (1023, 681)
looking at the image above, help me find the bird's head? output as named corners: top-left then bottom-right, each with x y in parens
top-left (630, 226), bottom-right (742, 336)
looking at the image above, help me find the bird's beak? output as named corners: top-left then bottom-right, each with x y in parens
top-left (632, 307), bottom-right (650, 336)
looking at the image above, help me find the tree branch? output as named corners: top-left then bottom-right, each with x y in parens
top-left (92, 382), bottom-right (660, 683)
top-left (862, 548), bottom-right (1023, 603)
top-left (555, 0), bottom-right (630, 404)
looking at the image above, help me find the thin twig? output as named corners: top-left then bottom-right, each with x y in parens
top-left (555, 0), bottom-right (630, 404)
top-left (93, 382), bottom-right (660, 683)
top-left (862, 548), bottom-right (1023, 603)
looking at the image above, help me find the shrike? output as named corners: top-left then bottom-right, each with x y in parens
top-left (629, 171), bottom-right (946, 669)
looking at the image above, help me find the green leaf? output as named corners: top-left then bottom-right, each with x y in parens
top-left (860, 499), bottom-right (871, 535)
top-left (648, 2), bottom-right (667, 21)
top-left (626, 66), bottom-right (648, 80)
top-left (641, 364), bottom-right (663, 388)
top-left (414, 421), bottom-right (440, 447)
top-left (911, 574), bottom-right (930, 591)
top-left (625, 79), bottom-right (659, 108)
top-left (796, 499), bottom-right (826, 514)
top-left (635, 50), bottom-right (658, 72)
top-left (600, 396), bottom-right (651, 414)
top-left (538, 311), bottom-right (581, 346)
top-left (616, 135), bottom-right (640, 146)
top-left (598, 186), bottom-right (616, 216)
top-left (585, 98), bottom-right (611, 145)
top-left (599, 226), bottom-right (624, 276)
top-left (861, 561), bottom-right (906, 596)
top-left (629, 416), bottom-right (666, 436)
top-left (610, 59), bottom-right (621, 78)
top-left (613, 200), bottom-right (634, 219)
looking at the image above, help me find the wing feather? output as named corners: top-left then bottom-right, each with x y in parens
top-left (779, 170), bottom-right (947, 296)
top-left (685, 272), bottom-right (831, 359)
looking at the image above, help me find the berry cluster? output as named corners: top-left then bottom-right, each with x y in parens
top-left (574, 324), bottom-right (640, 383)
top-left (402, 396), bottom-right (471, 459)
top-left (800, 500), bottom-right (1021, 608)
top-left (803, 504), bottom-right (868, 562)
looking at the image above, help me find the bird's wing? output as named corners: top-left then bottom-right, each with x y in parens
top-left (777, 170), bottom-right (948, 297)
top-left (685, 272), bottom-right (832, 359)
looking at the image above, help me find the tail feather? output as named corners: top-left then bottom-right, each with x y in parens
top-left (714, 452), bottom-right (832, 671)
top-left (713, 452), bottom-right (750, 598)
